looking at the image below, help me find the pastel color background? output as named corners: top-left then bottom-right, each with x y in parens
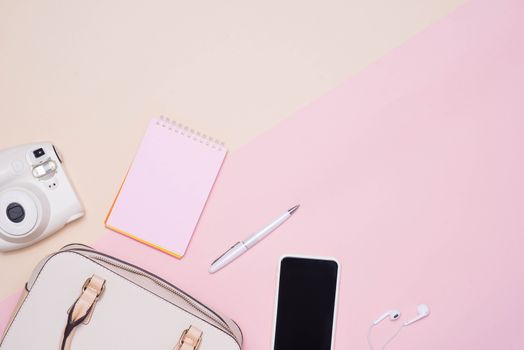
top-left (0, 0), bottom-right (464, 298)
top-left (2, 0), bottom-right (524, 349)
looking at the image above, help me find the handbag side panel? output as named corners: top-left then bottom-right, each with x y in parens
top-left (0, 251), bottom-right (240, 350)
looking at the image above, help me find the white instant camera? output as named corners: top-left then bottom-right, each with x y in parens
top-left (0, 143), bottom-right (84, 251)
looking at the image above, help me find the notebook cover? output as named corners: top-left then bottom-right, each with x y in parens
top-left (105, 117), bottom-right (227, 258)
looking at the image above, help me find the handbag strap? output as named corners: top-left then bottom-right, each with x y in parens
top-left (61, 275), bottom-right (203, 350)
top-left (174, 326), bottom-right (203, 350)
top-left (61, 275), bottom-right (105, 350)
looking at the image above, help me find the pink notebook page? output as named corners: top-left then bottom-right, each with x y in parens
top-left (105, 116), bottom-right (227, 258)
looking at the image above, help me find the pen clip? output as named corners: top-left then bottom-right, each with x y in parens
top-left (211, 242), bottom-right (243, 265)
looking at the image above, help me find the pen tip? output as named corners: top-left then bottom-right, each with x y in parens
top-left (288, 204), bottom-right (300, 215)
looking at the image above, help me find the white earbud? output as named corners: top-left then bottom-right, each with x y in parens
top-left (369, 304), bottom-right (431, 350)
top-left (403, 304), bottom-right (430, 326)
top-left (373, 309), bottom-right (401, 325)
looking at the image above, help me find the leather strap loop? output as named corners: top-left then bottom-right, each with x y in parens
top-left (60, 275), bottom-right (105, 350)
top-left (174, 326), bottom-right (203, 350)
top-left (60, 276), bottom-right (202, 350)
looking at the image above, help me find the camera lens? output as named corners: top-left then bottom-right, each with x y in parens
top-left (33, 148), bottom-right (45, 158)
top-left (6, 202), bottom-right (25, 223)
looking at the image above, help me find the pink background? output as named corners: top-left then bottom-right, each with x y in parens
top-left (2, 0), bottom-right (524, 348)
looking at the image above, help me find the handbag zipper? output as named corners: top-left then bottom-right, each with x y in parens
top-left (89, 255), bottom-right (238, 342)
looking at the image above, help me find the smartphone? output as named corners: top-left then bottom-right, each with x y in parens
top-left (272, 256), bottom-right (340, 350)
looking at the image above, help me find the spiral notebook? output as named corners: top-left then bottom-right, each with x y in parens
top-left (105, 116), bottom-right (227, 258)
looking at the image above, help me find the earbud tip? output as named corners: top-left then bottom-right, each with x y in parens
top-left (418, 304), bottom-right (430, 316)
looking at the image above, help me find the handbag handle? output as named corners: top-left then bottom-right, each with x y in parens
top-left (61, 275), bottom-right (105, 350)
top-left (61, 275), bottom-right (203, 350)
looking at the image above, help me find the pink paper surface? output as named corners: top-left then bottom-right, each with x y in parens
top-left (105, 117), bottom-right (227, 257)
top-left (2, 0), bottom-right (524, 348)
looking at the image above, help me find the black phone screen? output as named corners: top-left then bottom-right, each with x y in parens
top-left (273, 256), bottom-right (339, 350)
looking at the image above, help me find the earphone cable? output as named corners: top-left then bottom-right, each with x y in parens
top-left (367, 324), bottom-right (375, 350)
top-left (368, 323), bottom-right (405, 350)
top-left (381, 325), bottom-right (404, 350)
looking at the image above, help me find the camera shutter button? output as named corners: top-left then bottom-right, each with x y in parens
top-left (6, 203), bottom-right (25, 223)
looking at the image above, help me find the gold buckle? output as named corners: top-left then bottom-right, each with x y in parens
top-left (176, 327), bottom-right (202, 350)
top-left (82, 276), bottom-right (105, 298)
top-left (78, 276), bottom-right (105, 324)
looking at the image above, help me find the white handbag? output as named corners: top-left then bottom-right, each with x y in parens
top-left (0, 244), bottom-right (243, 350)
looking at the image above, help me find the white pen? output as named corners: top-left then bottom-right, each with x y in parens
top-left (209, 204), bottom-right (300, 273)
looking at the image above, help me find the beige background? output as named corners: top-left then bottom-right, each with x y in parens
top-left (0, 0), bottom-right (463, 299)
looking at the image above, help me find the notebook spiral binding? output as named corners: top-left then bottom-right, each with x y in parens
top-left (156, 116), bottom-right (226, 152)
